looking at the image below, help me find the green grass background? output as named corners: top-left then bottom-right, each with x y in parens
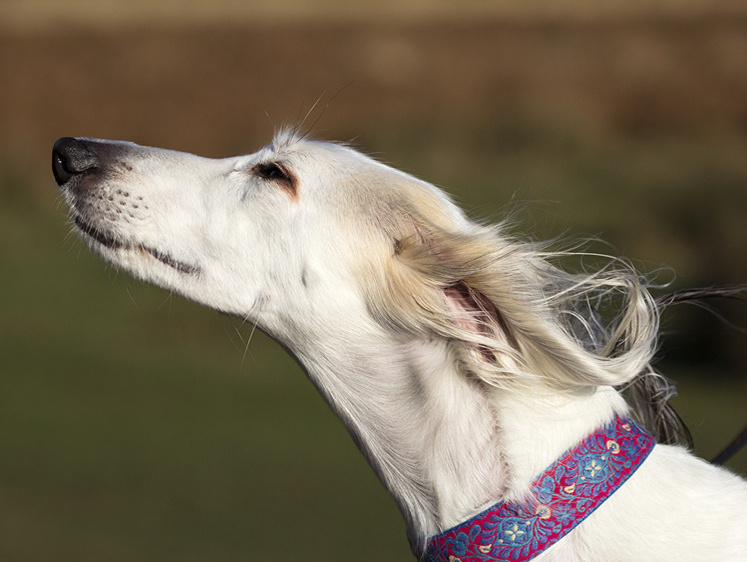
top-left (1, 5), bottom-right (746, 560)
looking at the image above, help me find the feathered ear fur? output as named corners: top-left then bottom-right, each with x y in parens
top-left (360, 198), bottom-right (687, 442)
top-left (370, 213), bottom-right (654, 390)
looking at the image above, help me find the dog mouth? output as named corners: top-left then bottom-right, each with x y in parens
top-left (74, 216), bottom-right (201, 276)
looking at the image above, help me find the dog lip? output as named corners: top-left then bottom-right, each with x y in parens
top-left (73, 216), bottom-right (201, 276)
top-left (143, 246), bottom-right (201, 275)
top-left (74, 215), bottom-right (125, 249)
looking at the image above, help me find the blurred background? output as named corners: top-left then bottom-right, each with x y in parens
top-left (1, 1), bottom-right (746, 559)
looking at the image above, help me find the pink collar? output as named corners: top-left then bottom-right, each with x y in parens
top-left (423, 415), bottom-right (655, 561)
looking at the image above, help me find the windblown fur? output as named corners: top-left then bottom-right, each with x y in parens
top-left (53, 129), bottom-right (747, 560)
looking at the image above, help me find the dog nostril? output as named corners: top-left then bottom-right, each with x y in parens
top-left (52, 137), bottom-right (98, 186)
top-left (52, 150), bottom-right (73, 185)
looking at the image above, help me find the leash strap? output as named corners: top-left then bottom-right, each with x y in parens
top-left (423, 415), bottom-right (655, 561)
top-left (712, 423), bottom-right (747, 466)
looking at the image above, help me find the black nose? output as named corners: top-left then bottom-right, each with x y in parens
top-left (52, 137), bottom-right (98, 186)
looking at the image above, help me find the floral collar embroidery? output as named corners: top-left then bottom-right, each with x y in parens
top-left (423, 415), bottom-right (655, 561)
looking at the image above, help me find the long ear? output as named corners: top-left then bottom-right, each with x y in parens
top-left (389, 216), bottom-right (529, 379)
top-left (363, 196), bottom-right (660, 393)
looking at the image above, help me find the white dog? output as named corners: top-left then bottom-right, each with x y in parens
top-left (53, 131), bottom-right (747, 560)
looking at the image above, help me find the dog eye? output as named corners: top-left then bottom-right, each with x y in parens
top-left (252, 162), bottom-right (298, 198)
top-left (251, 161), bottom-right (297, 197)
top-left (252, 162), bottom-right (290, 182)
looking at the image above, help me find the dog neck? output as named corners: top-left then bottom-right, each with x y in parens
top-left (424, 415), bottom-right (655, 561)
top-left (289, 331), bottom-right (629, 555)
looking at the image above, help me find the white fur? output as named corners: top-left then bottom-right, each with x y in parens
top-left (56, 131), bottom-right (747, 559)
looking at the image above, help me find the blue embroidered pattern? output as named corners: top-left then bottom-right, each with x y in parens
top-left (423, 416), bottom-right (655, 561)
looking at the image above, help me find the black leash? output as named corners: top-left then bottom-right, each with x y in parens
top-left (655, 285), bottom-right (747, 466)
top-left (711, 423), bottom-right (747, 466)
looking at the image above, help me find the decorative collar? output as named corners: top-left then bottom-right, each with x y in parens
top-left (423, 415), bottom-right (655, 561)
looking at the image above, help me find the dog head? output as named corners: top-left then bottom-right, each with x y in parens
top-left (53, 130), bottom-right (658, 395)
top-left (52, 131), bottom-right (470, 345)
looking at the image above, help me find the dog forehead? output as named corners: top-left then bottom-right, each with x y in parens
top-left (255, 133), bottom-right (468, 232)
top-left (267, 136), bottom-right (371, 170)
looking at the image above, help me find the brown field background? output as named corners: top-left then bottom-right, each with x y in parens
top-left (1, 1), bottom-right (746, 560)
